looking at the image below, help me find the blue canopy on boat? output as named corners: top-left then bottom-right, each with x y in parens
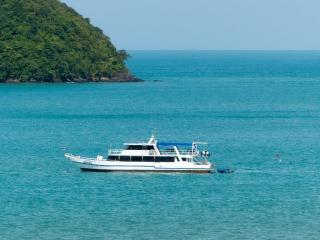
top-left (157, 142), bottom-right (193, 148)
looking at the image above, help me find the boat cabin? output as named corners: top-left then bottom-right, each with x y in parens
top-left (107, 136), bottom-right (209, 163)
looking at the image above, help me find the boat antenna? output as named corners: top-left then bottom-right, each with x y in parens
top-left (148, 129), bottom-right (157, 144)
top-left (152, 128), bottom-right (157, 138)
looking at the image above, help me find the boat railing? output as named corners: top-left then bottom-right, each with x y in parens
top-left (158, 150), bottom-right (174, 155)
top-left (65, 153), bottom-right (97, 162)
top-left (108, 149), bottom-right (197, 156)
top-left (108, 149), bottom-right (122, 155)
top-left (159, 149), bottom-right (195, 156)
top-left (179, 150), bottom-right (196, 156)
top-left (193, 157), bottom-right (211, 165)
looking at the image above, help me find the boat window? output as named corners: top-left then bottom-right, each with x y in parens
top-left (119, 156), bottom-right (131, 161)
top-left (131, 156), bottom-right (143, 162)
top-left (126, 145), bottom-right (154, 150)
top-left (143, 156), bottom-right (155, 162)
top-left (107, 155), bottom-right (119, 160)
top-left (126, 145), bottom-right (142, 150)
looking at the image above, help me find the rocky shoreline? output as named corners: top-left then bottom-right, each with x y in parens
top-left (2, 75), bottom-right (143, 83)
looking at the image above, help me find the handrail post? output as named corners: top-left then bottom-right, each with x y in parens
top-left (173, 146), bottom-right (182, 162)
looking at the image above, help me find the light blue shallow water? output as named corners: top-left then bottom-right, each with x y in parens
top-left (1, 51), bottom-right (320, 239)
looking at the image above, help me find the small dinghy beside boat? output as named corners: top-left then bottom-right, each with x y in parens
top-left (217, 167), bottom-right (234, 173)
top-left (65, 135), bottom-right (214, 173)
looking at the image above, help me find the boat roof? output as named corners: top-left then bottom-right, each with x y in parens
top-left (157, 142), bottom-right (193, 147)
top-left (123, 142), bottom-right (193, 147)
top-left (123, 143), bottom-right (153, 146)
top-left (122, 139), bottom-right (207, 147)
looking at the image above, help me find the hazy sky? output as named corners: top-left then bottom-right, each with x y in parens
top-left (62, 0), bottom-right (320, 50)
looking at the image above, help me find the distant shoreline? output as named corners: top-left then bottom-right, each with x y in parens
top-left (1, 77), bottom-right (144, 84)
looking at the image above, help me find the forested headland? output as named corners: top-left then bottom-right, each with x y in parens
top-left (0, 0), bottom-right (139, 82)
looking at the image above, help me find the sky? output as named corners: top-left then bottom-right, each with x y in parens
top-left (62, 0), bottom-right (320, 50)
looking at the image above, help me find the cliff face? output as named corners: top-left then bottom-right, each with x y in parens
top-left (0, 0), bottom-right (138, 82)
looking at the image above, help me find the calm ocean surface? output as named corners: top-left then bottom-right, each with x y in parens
top-left (1, 51), bottom-right (320, 239)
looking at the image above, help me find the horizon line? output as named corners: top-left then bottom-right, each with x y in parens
top-left (126, 49), bottom-right (320, 52)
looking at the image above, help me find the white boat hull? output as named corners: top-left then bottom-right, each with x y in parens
top-left (65, 154), bottom-right (213, 173)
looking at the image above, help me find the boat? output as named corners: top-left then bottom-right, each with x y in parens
top-left (65, 135), bottom-right (214, 173)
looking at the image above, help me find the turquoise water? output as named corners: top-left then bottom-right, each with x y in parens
top-left (1, 51), bottom-right (320, 239)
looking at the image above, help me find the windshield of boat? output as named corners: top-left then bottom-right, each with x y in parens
top-left (125, 145), bottom-right (155, 150)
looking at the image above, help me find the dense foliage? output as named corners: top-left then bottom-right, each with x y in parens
top-left (0, 0), bottom-right (133, 82)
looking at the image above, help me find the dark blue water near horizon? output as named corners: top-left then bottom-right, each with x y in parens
top-left (1, 51), bottom-right (320, 239)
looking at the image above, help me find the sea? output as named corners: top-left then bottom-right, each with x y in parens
top-left (0, 51), bottom-right (320, 239)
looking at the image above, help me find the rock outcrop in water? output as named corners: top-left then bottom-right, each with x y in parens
top-left (0, 0), bottom-right (140, 83)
